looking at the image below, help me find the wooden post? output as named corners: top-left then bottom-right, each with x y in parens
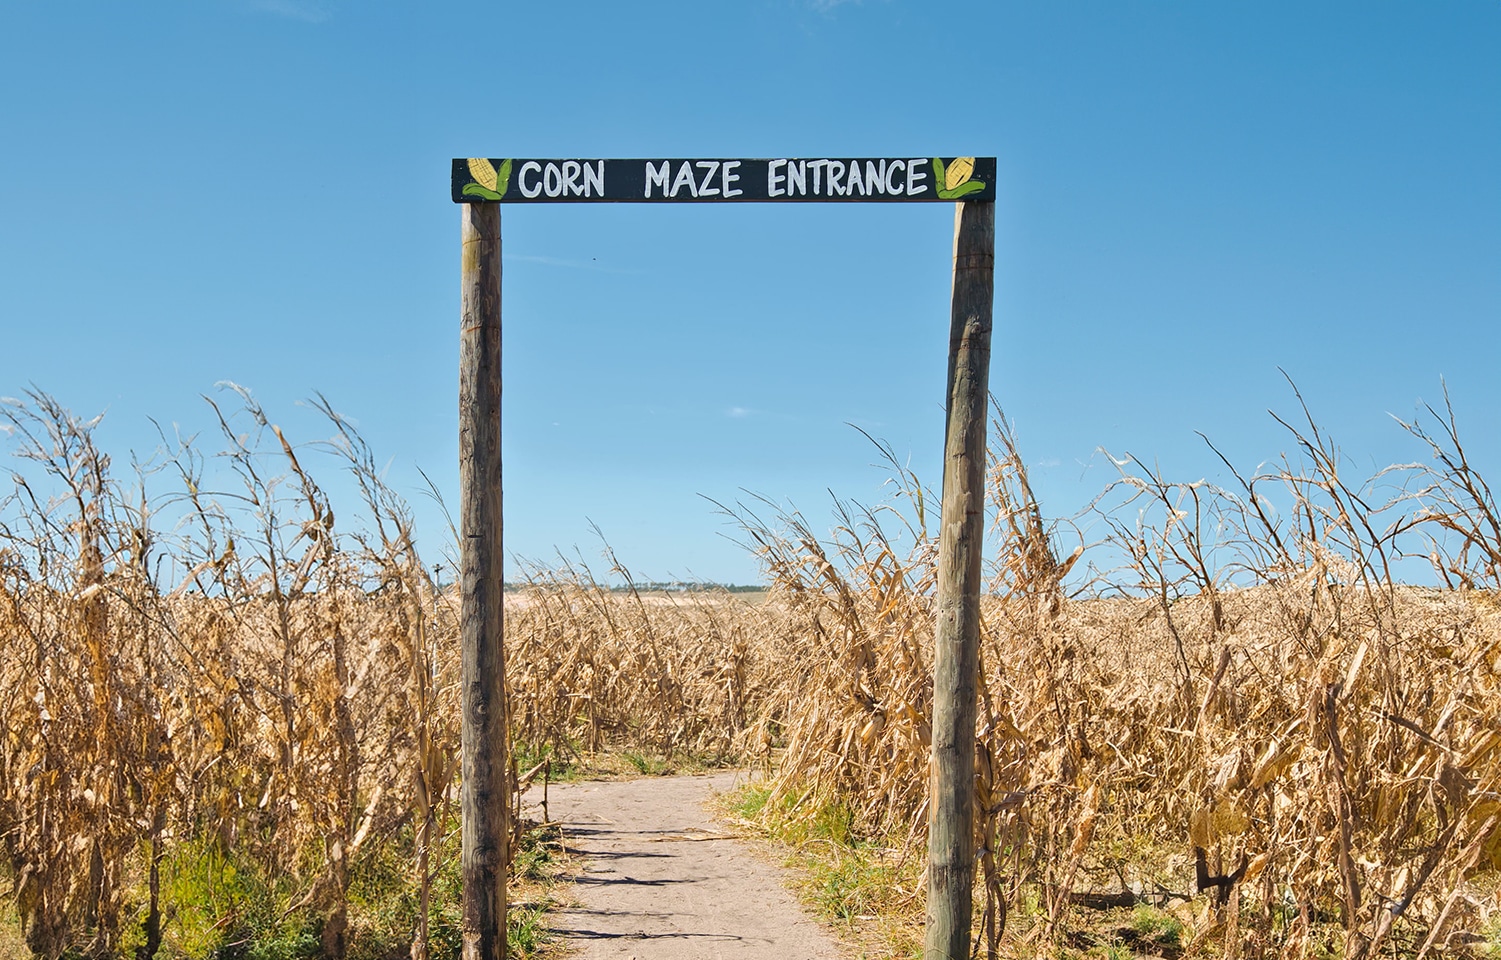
top-left (460, 201), bottom-right (506, 960)
top-left (924, 200), bottom-right (995, 960)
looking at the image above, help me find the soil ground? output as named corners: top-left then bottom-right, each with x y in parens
top-left (523, 772), bottom-right (844, 959)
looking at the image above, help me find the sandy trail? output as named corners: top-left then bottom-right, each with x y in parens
top-left (523, 772), bottom-right (843, 960)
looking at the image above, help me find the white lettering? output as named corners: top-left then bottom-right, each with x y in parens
top-left (722, 160), bottom-right (743, 198)
top-left (519, 161), bottom-right (543, 198)
top-left (670, 161), bottom-right (698, 198)
top-left (562, 160), bottom-right (582, 196)
top-left (787, 160), bottom-right (806, 195)
top-left (807, 159), bottom-right (828, 194)
top-left (906, 158), bottom-right (928, 196)
top-left (846, 161), bottom-right (864, 196)
top-left (695, 160), bottom-right (721, 196)
top-left (645, 161), bottom-right (670, 198)
top-left (767, 159), bottom-right (786, 197)
top-left (885, 159), bottom-right (904, 194)
top-left (582, 160), bottom-right (604, 197)
top-left (866, 161), bottom-right (885, 196)
top-left (826, 160), bottom-right (847, 196)
top-left (543, 162), bottom-right (564, 198)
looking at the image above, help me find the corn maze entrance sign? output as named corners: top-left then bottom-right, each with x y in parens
top-left (452, 156), bottom-right (996, 960)
top-left (452, 156), bottom-right (996, 203)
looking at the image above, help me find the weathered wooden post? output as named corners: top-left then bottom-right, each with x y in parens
top-left (459, 200), bottom-right (506, 960)
top-left (925, 199), bottom-right (995, 960)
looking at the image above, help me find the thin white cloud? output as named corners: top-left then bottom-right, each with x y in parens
top-left (248, 0), bottom-right (333, 23)
top-left (727, 407), bottom-right (752, 418)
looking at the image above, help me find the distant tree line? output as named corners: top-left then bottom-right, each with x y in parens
top-left (498, 579), bottom-right (763, 594)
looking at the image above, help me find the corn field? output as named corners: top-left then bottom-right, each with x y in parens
top-left (2, 386), bottom-right (1500, 958)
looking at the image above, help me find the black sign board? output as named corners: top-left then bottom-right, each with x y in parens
top-left (451, 157), bottom-right (995, 203)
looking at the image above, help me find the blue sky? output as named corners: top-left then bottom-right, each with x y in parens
top-left (1, 1), bottom-right (1497, 584)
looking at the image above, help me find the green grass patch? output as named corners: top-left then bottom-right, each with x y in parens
top-left (513, 822), bottom-right (564, 884)
top-left (513, 739), bottom-right (584, 783)
top-left (69, 811), bottom-right (566, 960)
top-left (726, 783), bottom-right (855, 847)
top-left (506, 899), bottom-right (554, 958)
top-left (113, 839), bottom-right (323, 960)
top-left (1478, 911), bottom-right (1501, 959)
top-left (0, 895), bottom-right (28, 960)
top-left (1128, 903), bottom-right (1184, 948)
top-left (809, 845), bottom-right (899, 922)
top-left (619, 749), bottom-right (670, 776)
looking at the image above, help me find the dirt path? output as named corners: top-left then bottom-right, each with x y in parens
top-left (523, 772), bottom-right (844, 959)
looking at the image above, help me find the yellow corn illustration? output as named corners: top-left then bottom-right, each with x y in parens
top-left (468, 158), bottom-right (499, 192)
top-left (945, 156), bottom-right (976, 191)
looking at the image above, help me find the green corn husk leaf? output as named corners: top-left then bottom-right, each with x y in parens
top-left (462, 182), bottom-right (505, 201)
top-left (939, 179), bottom-right (987, 200)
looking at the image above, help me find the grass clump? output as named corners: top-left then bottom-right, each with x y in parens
top-left (620, 749), bottom-right (670, 776)
top-left (108, 841), bottom-right (326, 960)
top-left (512, 740), bottom-right (579, 781)
top-left (1129, 904), bottom-right (1184, 948)
top-left (505, 901), bottom-right (554, 959)
top-left (513, 823), bottom-right (564, 883)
